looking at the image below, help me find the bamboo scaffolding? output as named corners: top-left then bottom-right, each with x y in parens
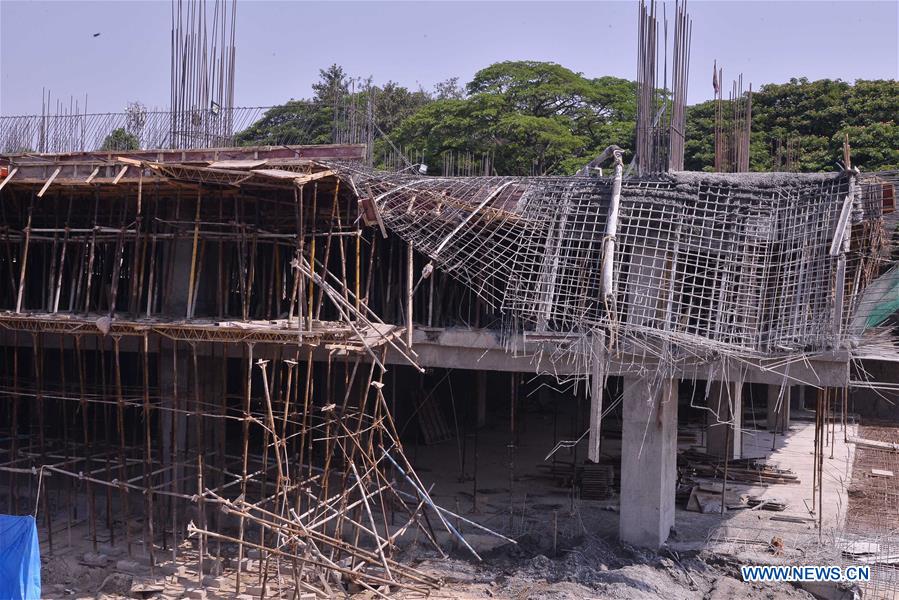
top-left (0, 127), bottom-right (889, 599)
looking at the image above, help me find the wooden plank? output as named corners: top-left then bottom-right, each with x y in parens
top-left (848, 436), bottom-right (899, 453)
top-left (294, 169), bottom-right (336, 184)
top-left (37, 167), bottom-right (61, 198)
top-left (85, 167), bottom-right (100, 183)
top-left (770, 515), bottom-right (814, 524)
top-left (359, 195), bottom-right (388, 238)
top-left (208, 159), bottom-right (268, 169)
top-left (0, 167), bottom-right (18, 192)
top-left (871, 468), bottom-right (894, 478)
top-left (6, 144), bottom-right (365, 165)
top-left (250, 168), bottom-right (306, 180)
top-left (112, 165), bottom-right (129, 185)
top-left (115, 156), bottom-right (143, 167)
top-left (249, 168), bottom-right (335, 183)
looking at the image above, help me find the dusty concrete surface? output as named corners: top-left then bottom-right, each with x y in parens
top-left (847, 422), bottom-right (899, 533)
top-left (39, 525), bottom-right (822, 599)
top-left (741, 418), bottom-right (855, 531)
top-left (34, 407), bottom-right (865, 599)
top-left (401, 536), bottom-right (818, 599)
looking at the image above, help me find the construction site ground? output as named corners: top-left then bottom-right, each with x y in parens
top-left (35, 402), bottom-right (873, 600)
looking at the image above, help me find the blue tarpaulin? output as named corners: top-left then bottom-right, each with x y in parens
top-left (0, 515), bottom-right (41, 600)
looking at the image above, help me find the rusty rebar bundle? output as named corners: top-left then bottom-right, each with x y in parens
top-left (635, 0), bottom-right (692, 175)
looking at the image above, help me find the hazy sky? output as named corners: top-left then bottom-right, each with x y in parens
top-left (1, 0), bottom-right (897, 116)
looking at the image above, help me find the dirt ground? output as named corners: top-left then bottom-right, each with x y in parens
top-left (39, 528), bottom-right (826, 599)
top-left (403, 535), bottom-right (820, 600)
top-left (35, 403), bottom-right (864, 599)
top-left (846, 422), bottom-right (899, 534)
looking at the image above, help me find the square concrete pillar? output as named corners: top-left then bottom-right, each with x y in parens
top-left (158, 341), bottom-right (189, 483)
top-left (476, 371), bottom-right (487, 428)
top-left (620, 376), bottom-right (677, 549)
top-left (766, 385), bottom-right (791, 433)
top-left (790, 385), bottom-right (804, 412)
top-left (587, 334), bottom-right (606, 463)
top-left (705, 381), bottom-right (742, 460)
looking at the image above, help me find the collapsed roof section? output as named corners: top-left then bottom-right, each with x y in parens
top-left (337, 164), bottom-right (892, 369)
top-left (1, 145), bottom-right (893, 377)
top-left (0, 144), bottom-right (364, 191)
top-left (0, 145), bottom-right (421, 370)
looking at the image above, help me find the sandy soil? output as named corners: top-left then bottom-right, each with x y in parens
top-left (33, 404), bottom-right (870, 599)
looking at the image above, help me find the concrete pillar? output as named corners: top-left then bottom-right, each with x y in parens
top-left (766, 385), bottom-right (791, 433)
top-left (162, 238), bottom-right (195, 317)
top-left (159, 232), bottom-right (195, 484)
top-left (158, 341), bottom-right (189, 480)
top-left (476, 371), bottom-right (487, 428)
top-left (791, 385), bottom-right (804, 412)
top-left (620, 376), bottom-right (678, 549)
top-left (706, 381), bottom-right (742, 460)
top-left (587, 334), bottom-right (605, 463)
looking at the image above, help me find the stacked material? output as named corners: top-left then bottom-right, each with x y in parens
top-left (679, 450), bottom-right (801, 485)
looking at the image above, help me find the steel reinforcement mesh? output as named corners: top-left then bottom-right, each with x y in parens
top-left (337, 165), bottom-right (881, 359)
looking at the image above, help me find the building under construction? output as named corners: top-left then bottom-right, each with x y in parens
top-left (1, 1), bottom-right (899, 599)
top-left (0, 136), bottom-right (896, 594)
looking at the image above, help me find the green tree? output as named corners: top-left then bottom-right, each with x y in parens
top-left (236, 61), bottom-right (897, 174)
top-left (312, 64), bottom-right (350, 106)
top-left (235, 65), bottom-right (433, 147)
top-left (365, 81), bottom-right (432, 136)
top-left (236, 65), bottom-right (351, 146)
top-left (234, 100), bottom-right (331, 146)
top-left (433, 77), bottom-right (465, 100)
top-left (100, 127), bottom-right (139, 151)
top-left (388, 61), bottom-right (637, 175)
top-left (685, 78), bottom-right (899, 172)
top-left (683, 99), bottom-right (715, 171)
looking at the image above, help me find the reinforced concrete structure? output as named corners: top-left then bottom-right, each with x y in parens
top-left (1, 4), bottom-right (896, 595)
top-left (0, 142), bottom-right (892, 591)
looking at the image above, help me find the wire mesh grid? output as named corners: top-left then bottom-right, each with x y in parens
top-left (0, 101), bottom-right (373, 154)
top-left (836, 530), bottom-right (899, 600)
top-left (705, 522), bottom-right (899, 600)
top-left (337, 165), bottom-right (880, 368)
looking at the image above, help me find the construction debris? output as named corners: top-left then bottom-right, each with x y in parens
top-left (680, 450), bottom-right (800, 486)
top-left (0, 2), bottom-right (896, 598)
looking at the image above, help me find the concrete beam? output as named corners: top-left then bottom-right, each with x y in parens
top-left (382, 328), bottom-right (850, 387)
top-left (619, 376), bottom-right (677, 549)
top-left (0, 324), bottom-right (851, 387)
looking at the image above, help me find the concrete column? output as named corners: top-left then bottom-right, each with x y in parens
top-left (706, 381), bottom-right (742, 460)
top-left (158, 341), bottom-right (189, 480)
top-left (790, 385), bottom-right (805, 412)
top-left (587, 334), bottom-right (606, 463)
top-left (476, 371), bottom-right (487, 428)
top-left (766, 385), bottom-right (791, 433)
top-left (162, 238), bottom-right (195, 317)
top-left (620, 376), bottom-right (678, 549)
top-left (159, 229), bottom-right (195, 484)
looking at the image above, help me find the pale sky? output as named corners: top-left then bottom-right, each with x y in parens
top-left (1, 0), bottom-right (897, 116)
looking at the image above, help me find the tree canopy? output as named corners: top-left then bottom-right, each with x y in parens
top-left (389, 61), bottom-right (636, 175)
top-left (100, 127), bottom-right (140, 152)
top-left (234, 64), bottom-right (430, 147)
top-left (685, 78), bottom-right (899, 172)
top-left (234, 62), bottom-right (898, 174)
